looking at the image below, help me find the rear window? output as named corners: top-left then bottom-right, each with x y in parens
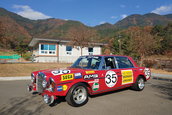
top-left (116, 57), bottom-right (134, 68)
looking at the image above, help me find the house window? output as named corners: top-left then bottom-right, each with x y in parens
top-left (66, 46), bottom-right (72, 55)
top-left (40, 44), bottom-right (56, 55)
top-left (88, 47), bottom-right (93, 55)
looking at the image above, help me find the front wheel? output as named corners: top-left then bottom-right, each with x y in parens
top-left (131, 76), bottom-right (145, 91)
top-left (65, 83), bottom-right (88, 107)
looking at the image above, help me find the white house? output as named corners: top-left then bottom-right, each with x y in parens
top-left (29, 38), bottom-right (105, 63)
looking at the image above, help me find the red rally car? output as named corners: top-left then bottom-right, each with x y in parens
top-left (27, 55), bottom-right (151, 107)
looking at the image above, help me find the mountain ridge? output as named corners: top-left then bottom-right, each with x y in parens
top-left (0, 7), bottom-right (172, 48)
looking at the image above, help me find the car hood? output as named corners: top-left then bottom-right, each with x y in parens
top-left (36, 67), bottom-right (86, 77)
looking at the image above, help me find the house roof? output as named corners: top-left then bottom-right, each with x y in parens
top-left (29, 38), bottom-right (107, 47)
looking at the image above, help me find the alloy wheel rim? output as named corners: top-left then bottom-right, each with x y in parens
top-left (73, 86), bottom-right (87, 104)
top-left (138, 78), bottom-right (145, 89)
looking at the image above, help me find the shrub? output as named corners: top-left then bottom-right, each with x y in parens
top-left (22, 52), bottom-right (32, 61)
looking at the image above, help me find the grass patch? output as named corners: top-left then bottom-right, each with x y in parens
top-left (0, 50), bottom-right (17, 56)
top-left (0, 63), bottom-right (71, 77)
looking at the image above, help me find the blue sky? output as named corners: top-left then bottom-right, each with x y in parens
top-left (0, 0), bottom-right (172, 26)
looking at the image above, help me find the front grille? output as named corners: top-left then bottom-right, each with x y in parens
top-left (36, 72), bottom-right (45, 93)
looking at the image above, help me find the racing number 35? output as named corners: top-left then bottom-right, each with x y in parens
top-left (105, 71), bottom-right (118, 88)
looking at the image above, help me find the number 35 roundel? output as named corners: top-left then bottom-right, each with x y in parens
top-left (105, 71), bottom-right (118, 87)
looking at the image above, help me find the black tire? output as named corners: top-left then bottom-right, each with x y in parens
top-left (131, 76), bottom-right (145, 91)
top-left (65, 83), bottom-right (88, 107)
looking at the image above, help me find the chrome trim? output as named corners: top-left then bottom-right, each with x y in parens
top-left (31, 73), bottom-right (35, 83)
top-left (36, 72), bottom-right (46, 93)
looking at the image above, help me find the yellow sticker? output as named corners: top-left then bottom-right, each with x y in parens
top-left (85, 71), bottom-right (95, 74)
top-left (121, 70), bottom-right (133, 85)
top-left (63, 85), bottom-right (68, 91)
top-left (61, 74), bottom-right (74, 81)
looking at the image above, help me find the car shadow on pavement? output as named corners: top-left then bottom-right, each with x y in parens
top-left (90, 87), bottom-right (130, 98)
top-left (49, 96), bottom-right (66, 107)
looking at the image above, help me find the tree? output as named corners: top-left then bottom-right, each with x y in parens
top-left (151, 23), bottom-right (172, 55)
top-left (14, 42), bottom-right (29, 57)
top-left (0, 21), bottom-right (8, 49)
top-left (124, 26), bottom-right (162, 66)
top-left (67, 26), bottom-right (97, 56)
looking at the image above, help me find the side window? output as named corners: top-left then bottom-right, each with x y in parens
top-left (104, 57), bottom-right (116, 69)
top-left (79, 58), bottom-right (88, 68)
top-left (116, 57), bottom-right (134, 68)
top-left (90, 57), bottom-right (101, 70)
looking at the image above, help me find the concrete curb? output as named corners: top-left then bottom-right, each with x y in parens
top-left (0, 76), bottom-right (30, 81)
top-left (151, 73), bottom-right (172, 80)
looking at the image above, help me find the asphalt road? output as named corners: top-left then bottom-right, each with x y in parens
top-left (0, 79), bottom-right (171, 115)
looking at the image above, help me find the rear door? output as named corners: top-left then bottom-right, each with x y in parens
top-left (115, 56), bottom-right (137, 86)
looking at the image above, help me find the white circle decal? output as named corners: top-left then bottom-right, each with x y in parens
top-left (144, 68), bottom-right (151, 79)
top-left (105, 71), bottom-right (118, 87)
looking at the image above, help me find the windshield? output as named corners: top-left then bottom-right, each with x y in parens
top-left (71, 56), bottom-right (102, 70)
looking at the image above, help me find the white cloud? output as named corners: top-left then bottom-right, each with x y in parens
top-left (99, 21), bottom-right (106, 24)
top-left (120, 4), bottom-right (126, 8)
top-left (121, 14), bottom-right (128, 19)
top-left (151, 4), bottom-right (172, 14)
top-left (13, 5), bottom-right (51, 20)
top-left (110, 16), bottom-right (117, 19)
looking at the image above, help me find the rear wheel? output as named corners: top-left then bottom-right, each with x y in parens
top-left (66, 83), bottom-right (88, 107)
top-left (131, 76), bottom-right (145, 91)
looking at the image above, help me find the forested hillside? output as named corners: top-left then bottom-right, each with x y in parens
top-left (0, 7), bottom-right (172, 60)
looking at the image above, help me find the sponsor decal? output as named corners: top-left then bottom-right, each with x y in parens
top-left (74, 73), bottom-right (82, 79)
top-left (88, 79), bottom-right (99, 83)
top-left (105, 71), bottom-right (118, 87)
top-left (121, 70), bottom-right (133, 85)
top-left (57, 86), bottom-right (63, 91)
top-left (92, 82), bottom-right (99, 91)
top-left (52, 70), bottom-right (70, 75)
top-left (85, 71), bottom-right (95, 74)
top-left (144, 68), bottom-right (151, 79)
top-left (84, 74), bottom-right (98, 79)
top-left (62, 85), bottom-right (68, 91)
top-left (61, 74), bottom-right (74, 81)
top-left (57, 85), bottom-right (68, 91)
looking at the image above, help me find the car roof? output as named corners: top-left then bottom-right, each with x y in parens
top-left (82, 55), bottom-right (131, 58)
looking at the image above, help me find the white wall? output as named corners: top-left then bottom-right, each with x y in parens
top-left (32, 43), bottom-right (102, 63)
top-left (37, 56), bottom-right (58, 62)
top-left (58, 44), bottom-right (80, 63)
top-left (58, 44), bottom-right (102, 63)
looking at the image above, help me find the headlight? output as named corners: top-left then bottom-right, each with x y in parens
top-left (31, 73), bottom-right (35, 83)
top-left (42, 80), bottom-right (47, 88)
top-left (49, 78), bottom-right (55, 92)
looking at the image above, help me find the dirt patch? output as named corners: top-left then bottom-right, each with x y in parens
top-left (151, 68), bottom-right (172, 75)
top-left (0, 63), bottom-right (71, 77)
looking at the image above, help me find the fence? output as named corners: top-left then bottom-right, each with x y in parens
top-left (0, 54), bottom-right (21, 59)
top-left (0, 54), bottom-right (21, 63)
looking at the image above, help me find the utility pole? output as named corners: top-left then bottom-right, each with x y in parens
top-left (118, 35), bottom-right (122, 55)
